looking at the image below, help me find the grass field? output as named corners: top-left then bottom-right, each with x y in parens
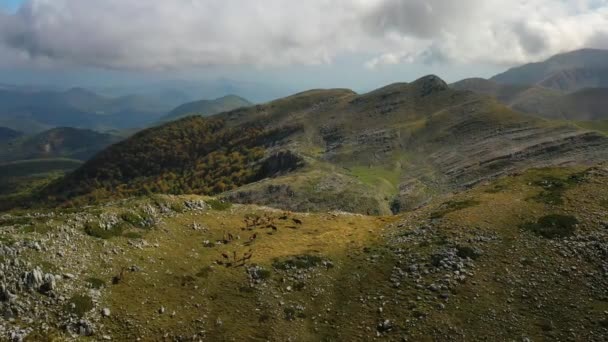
top-left (0, 158), bottom-right (82, 177)
top-left (2, 165), bottom-right (607, 340)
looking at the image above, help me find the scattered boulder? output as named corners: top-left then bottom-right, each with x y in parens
top-left (22, 268), bottom-right (56, 293)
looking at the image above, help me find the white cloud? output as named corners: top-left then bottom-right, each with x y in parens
top-left (0, 0), bottom-right (607, 70)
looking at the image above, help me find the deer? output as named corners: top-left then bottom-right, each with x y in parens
top-left (242, 249), bottom-right (253, 261)
top-left (222, 231), bottom-right (234, 244)
top-left (112, 267), bottom-right (127, 285)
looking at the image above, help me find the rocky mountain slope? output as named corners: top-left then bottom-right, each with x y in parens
top-left (491, 48), bottom-right (608, 91)
top-left (161, 95), bottom-right (252, 122)
top-left (1, 164), bottom-right (607, 340)
top-left (451, 78), bottom-right (608, 121)
top-left (38, 75), bottom-right (608, 215)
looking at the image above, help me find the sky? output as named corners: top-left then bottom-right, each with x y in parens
top-left (0, 0), bottom-right (607, 96)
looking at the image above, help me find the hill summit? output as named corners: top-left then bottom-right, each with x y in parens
top-left (161, 95), bottom-right (252, 122)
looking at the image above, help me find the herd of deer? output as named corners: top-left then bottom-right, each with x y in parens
top-left (216, 212), bottom-right (304, 268)
top-left (110, 212), bottom-right (305, 284)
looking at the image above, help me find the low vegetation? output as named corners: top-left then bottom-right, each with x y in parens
top-left (430, 199), bottom-right (480, 219)
top-left (65, 295), bottom-right (94, 317)
top-left (84, 222), bottom-right (125, 239)
top-left (521, 214), bottom-right (579, 239)
top-left (529, 172), bottom-right (587, 205)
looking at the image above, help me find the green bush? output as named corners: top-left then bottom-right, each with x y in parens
top-left (170, 201), bottom-right (186, 213)
top-left (273, 255), bottom-right (323, 270)
top-left (206, 199), bottom-right (232, 211)
top-left (529, 173), bottom-right (586, 205)
top-left (23, 224), bottom-right (52, 234)
top-left (431, 200), bottom-right (480, 219)
top-left (456, 245), bottom-right (481, 260)
top-left (121, 211), bottom-right (144, 226)
top-left (521, 214), bottom-right (578, 239)
top-left (85, 277), bottom-right (106, 289)
top-left (123, 232), bottom-right (143, 239)
top-left (65, 295), bottom-right (94, 317)
top-left (84, 222), bottom-right (124, 239)
top-left (196, 266), bottom-right (213, 278)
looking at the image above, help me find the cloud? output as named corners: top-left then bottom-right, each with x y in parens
top-left (0, 0), bottom-right (607, 70)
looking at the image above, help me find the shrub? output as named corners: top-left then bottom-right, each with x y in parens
top-left (121, 211), bottom-right (144, 226)
top-left (206, 199), bottom-right (232, 211)
top-left (84, 222), bottom-right (124, 239)
top-left (23, 224), bottom-right (52, 234)
top-left (431, 200), bottom-right (480, 219)
top-left (85, 277), bottom-right (106, 289)
top-left (123, 232), bottom-right (143, 239)
top-left (196, 266), bottom-right (213, 278)
top-left (65, 295), bottom-right (94, 317)
top-left (521, 214), bottom-right (578, 239)
top-left (529, 172), bottom-right (587, 205)
top-left (273, 255), bottom-right (323, 270)
top-left (456, 245), bottom-right (481, 260)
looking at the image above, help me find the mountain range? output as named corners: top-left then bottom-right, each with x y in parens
top-left (453, 49), bottom-right (608, 123)
top-left (0, 87), bottom-right (183, 134)
top-left (0, 127), bottom-right (120, 163)
top-left (491, 48), bottom-right (608, 91)
top-left (36, 75), bottom-right (608, 215)
top-left (2, 49), bottom-right (608, 341)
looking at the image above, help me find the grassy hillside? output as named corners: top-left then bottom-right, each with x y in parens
top-left (161, 95), bottom-right (252, 122)
top-left (0, 127), bottom-right (120, 163)
top-left (26, 75), bottom-right (608, 215)
top-left (43, 116), bottom-right (301, 204)
top-left (574, 120), bottom-right (608, 135)
top-left (1, 164), bottom-right (607, 340)
top-left (0, 158), bottom-right (82, 210)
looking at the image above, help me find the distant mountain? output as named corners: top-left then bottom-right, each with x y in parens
top-left (491, 49), bottom-right (608, 91)
top-left (94, 78), bottom-right (293, 104)
top-left (0, 127), bottom-right (23, 143)
top-left (0, 127), bottom-right (120, 163)
top-left (44, 75), bottom-right (608, 214)
top-left (452, 78), bottom-right (608, 120)
top-left (0, 87), bottom-right (179, 133)
top-left (161, 95), bottom-right (252, 122)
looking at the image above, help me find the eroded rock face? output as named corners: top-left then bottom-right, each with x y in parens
top-left (23, 268), bottom-right (56, 294)
top-left (23, 268), bottom-right (44, 291)
top-left (257, 151), bottom-right (304, 178)
top-left (0, 283), bottom-right (16, 302)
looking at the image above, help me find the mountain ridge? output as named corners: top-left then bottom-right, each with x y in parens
top-left (161, 95), bottom-right (253, 122)
top-left (31, 75), bottom-right (608, 215)
top-left (452, 77), bottom-right (608, 121)
top-left (491, 48), bottom-right (608, 92)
